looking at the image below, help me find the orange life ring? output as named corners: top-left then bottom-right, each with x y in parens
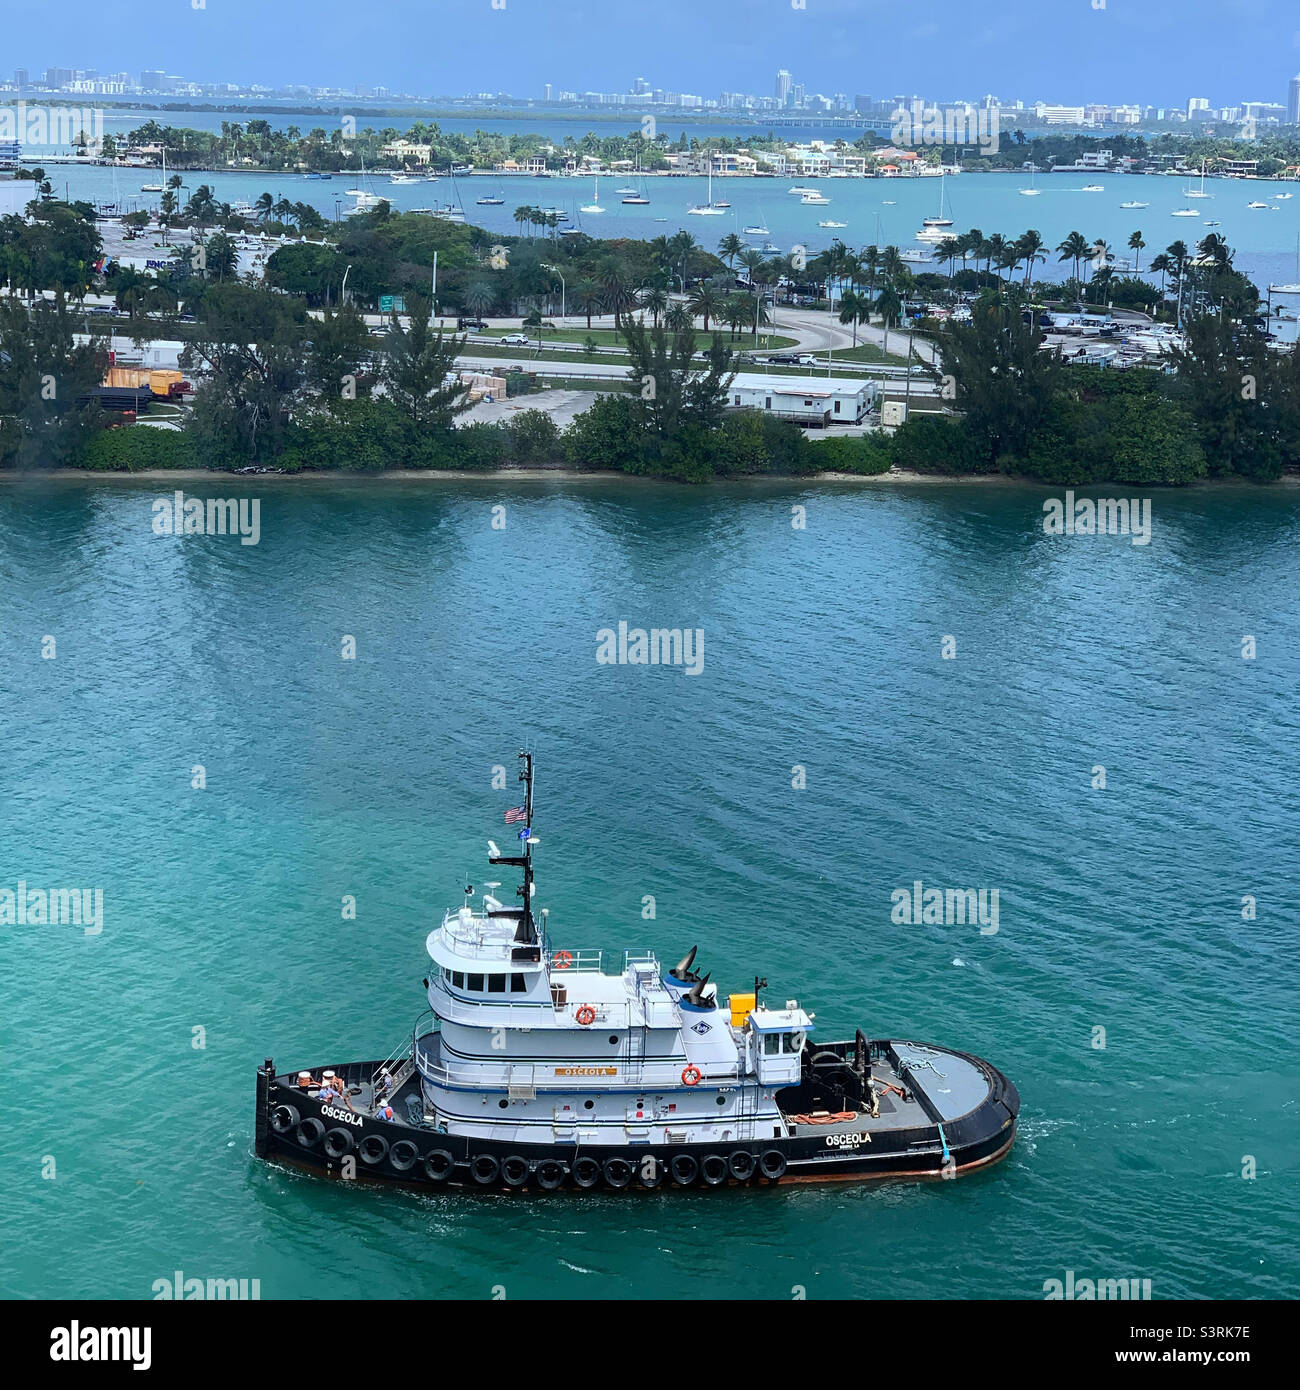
top-left (553, 950), bottom-right (573, 970)
top-left (681, 1065), bottom-right (702, 1087)
top-left (575, 1004), bottom-right (596, 1026)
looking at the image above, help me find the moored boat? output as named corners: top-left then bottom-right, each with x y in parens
top-left (255, 755), bottom-right (1019, 1194)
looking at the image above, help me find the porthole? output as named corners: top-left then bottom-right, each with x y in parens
top-left (609, 1035), bottom-right (618, 1045)
top-left (498, 1099), bottom-right (509, 1110)
top-left (584, 1100), bottom-right (594, 1110)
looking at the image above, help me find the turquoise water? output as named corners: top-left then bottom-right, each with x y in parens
top-left (2, 474), bottom-right (1297, 1300)
top-left (40, 164), bottom-right (1300, 289)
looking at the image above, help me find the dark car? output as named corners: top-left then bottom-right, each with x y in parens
top-left (457, 317), bottom-right (488, 330)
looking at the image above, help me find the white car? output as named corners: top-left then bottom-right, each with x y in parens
top-left (499, 333), bottom-right (531, 346)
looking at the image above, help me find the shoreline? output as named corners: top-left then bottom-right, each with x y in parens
top-left (2, 467), bottom-right (1297, 491)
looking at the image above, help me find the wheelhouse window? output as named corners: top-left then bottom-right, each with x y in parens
top-left (467, 973), bottom-right (484, 992)
top-left (763, 1032), bottom-right (780, 1056)
top-left (487, 974), bottom-right (506, 994)
top-left (451, 971), bottom-right (464, 988)
top-left (782, 1031), bottom-right (803, 1054)
top-left (510, 973), bottom-right (527, 993)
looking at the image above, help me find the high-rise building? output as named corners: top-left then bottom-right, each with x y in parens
top-left (1289, 73), bottom-right (1300, 124)
top-left (13, 68), bottom-right (28, 89)
top-left (1187, 96), bottom-right (1210, 119)
top-left (775, 69), bottom-right (792, 105)
top-left (633, 76), bottom-right (650, 96)
top-left (140, 69), bottom-right (167, 90)
top-left (543, 83), bottom-right (553, 101)
top-left (44, 67), bottom-right (75, 89)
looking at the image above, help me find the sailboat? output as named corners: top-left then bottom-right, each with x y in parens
top-left (140, 144), bottom-right (165, 193)
top-left (1019, 167), bottom-right (1040, 197)
top-left (922, 171), bottom-right (954, 226)
top-left (688, 167), bottom-right (725, 216)
top-left (1184, 162), bottom-right (1212, 198)
top-left (579, 178), bottom-right (604, 214)
top-left (476, 190), bottom-right (505, 205)
top-left (621, 172), bottom-right (650, 205)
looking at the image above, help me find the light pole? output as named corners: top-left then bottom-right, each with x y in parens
top-left (341, 263), bottom-right (352, 307)
top-left (542, 263), bottom-right (566, 324)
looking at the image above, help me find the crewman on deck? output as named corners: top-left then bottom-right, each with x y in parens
top-left (375, 1101), bottom-right (395, 1122)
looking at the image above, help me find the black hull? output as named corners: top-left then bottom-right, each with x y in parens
top-left (255, 1046), bottom-right (1019, 1193)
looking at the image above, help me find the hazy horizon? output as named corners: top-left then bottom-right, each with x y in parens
top-left (7, 0), bottom-right (1300, 111)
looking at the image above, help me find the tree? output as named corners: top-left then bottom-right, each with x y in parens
top-left (0, 295), bottom-right (108, 468)
top-left (1128, 230), bottom-right (1146, 273)
top-left (179, 281), bottom-right (310, 466)
top-left (936, 296), bottom-right (1063, 469)
top-left (204, 231), bottom-right (239, 282)
top-left (380, 294), bottom-right (472, 430)
top-left (571, 278), bottom-right (601, 329)
top-left (717, 233), bottom-right (745, 268)
top-left (688, 282), bottom-right (724, 332)
top-left (639, 283), bottom-right (669, 328)
top-left (306, 305), bottom-right (371, 402)
top-left (874, 283), bottom-right (903, 356)
top-left (621, 319), bottom-right (735, 442)
top-left (1017, 229), bottom-right (1045, 285)
top-left (1057, 230), bottom-right (1091, 284)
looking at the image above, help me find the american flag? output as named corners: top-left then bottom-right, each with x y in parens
top-left (504, 806), bottom-right (528, 825)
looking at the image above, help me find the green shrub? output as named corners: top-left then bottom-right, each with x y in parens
top-left (810, 433), bottom-right (894, 475)
top-left (506, 409), bottom-right (561, 463)
top-left (78, 426), bottom-right (197, 471)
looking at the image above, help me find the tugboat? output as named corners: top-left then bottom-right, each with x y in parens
top-left (254, 755), bottom-right (1019, 1192)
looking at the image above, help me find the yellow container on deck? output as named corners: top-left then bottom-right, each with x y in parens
top-left (729, 992), bottom-right (756, 1027)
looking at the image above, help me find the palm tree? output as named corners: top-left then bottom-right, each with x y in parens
top-left (571, 279), bottom-right (601, 329)
top-left (1128, 230), bottom-right (1146, 273)
top-left (513, 205), bottom-right (533, 237)
top-left (875, 283), bottom-right (903, 357)
top-left (1057, 230), bottom-right (1091, 284)
top-left (1017, 229), bottom-right (1045, 285)
top-left (1197, 232), bottom-right (1231, 272)
top-left (1146, 253), bottom-right (1171, 304)
top-left (254, 192), bottom-right (274, 223)
top-left (859, 243), bottom-right (881, 297)
top-left (465, 280), bottom-right (495, 318)
top-left (717, 232), bottom-right (744, 268)
top-left (722, 293), bottom-right (749, 340)
top-left (665, 301), bottom-right (693, 334)
top-left (598, 260), bottom-right (636, 330)
top-left (688, 282), bottom-right (724, 332)
top-left (666, 230), bottom-right (697, 289)
top-left (935, 237), bottom-right (963, 282)
top-left (985, 233), bottom-right (1010, 283)
top-left (639, 283), bottom-right (669, 327)
top-left (838, 288), bottom-right (865, 346)
top-left (879, 245), bottom-right (905, 283)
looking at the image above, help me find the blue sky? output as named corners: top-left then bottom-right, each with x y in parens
top-left (8, 0), bottom-right (1300, 107)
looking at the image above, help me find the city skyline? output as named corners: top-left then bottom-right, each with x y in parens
top-left (4, 0), bottom-right (1300, 111)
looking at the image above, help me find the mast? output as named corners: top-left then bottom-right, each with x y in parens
top-left (487, 750), bottom-right (541, 960)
